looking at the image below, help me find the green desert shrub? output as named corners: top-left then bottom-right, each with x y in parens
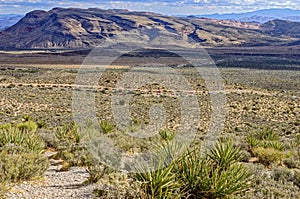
top-left (16, 120), bottom-right (38, 133)
top-left (271, 167), bottom-right (293, 182)
top-left (57, 145), bottom-right (94, 167)
top-left (0, 183), bottom-right (8, 199)
top-left (55, 122), bottom-right (81, 144)
top-left (252, 147), bottom-right (284, 166)
top-left (283, 156), bottom-right (300, 169)
top-left (0, 152), bottom-right (49, 182)
top-left (293, 170), bottom-right (300, 188)
top-left (93, 172), bottom-right (145, 198)
top-left (238, 172), bottom-right (300, 199)
top-left (85, 163), bottom-right (111, 184)
top-left (294, 134), bottom-right (300, 147)
top-left (54, 122), bottom-right (94, 167)
top-left (0, 123), bottom-right (12, 131)
top-left (0, 125), bottom-right (49, 183)
top-left (246, 127), bottom-right (286, 154)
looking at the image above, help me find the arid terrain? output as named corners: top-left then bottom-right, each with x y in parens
top-left (0, 47), bottom-right (299, 198)
top-left (0, 7), bottom-right (300, 199)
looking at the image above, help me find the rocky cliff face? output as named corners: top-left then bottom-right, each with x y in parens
top-left (0, 7), bottom-right (299, 49)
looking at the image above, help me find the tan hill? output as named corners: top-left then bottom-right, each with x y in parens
top-left (261, 19), bottom-right (300, 37)
top-left (0, 7), bottom-right (299, 49)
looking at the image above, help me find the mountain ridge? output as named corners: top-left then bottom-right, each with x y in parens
top-left (192, 8), bottom-right (300, 23)
top-left (0, 7), bottom-right (299, 49)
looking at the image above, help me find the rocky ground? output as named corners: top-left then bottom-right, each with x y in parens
top-left (6, 165), bottom-right (98, 199)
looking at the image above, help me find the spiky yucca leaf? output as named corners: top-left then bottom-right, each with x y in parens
top-left (135, 161), bottom-right (180, 199)
top-left (260, 140), bottom-right (285, 151)
top-left (246, 135), bottom-right (260, 148)
top-left (0, 127), bottom-right (45, 153)
top-left (208, 141), bottom-right (243, 169)
top-left (177, 141), bottom-right (251, 199)
top-left (253, 128), bottom-right (279, 141)
top-left (99, 120), bottom-right (114, 134)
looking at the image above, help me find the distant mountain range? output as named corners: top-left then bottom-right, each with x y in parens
top-left (0, 8), bottom-right (300, 49)
top-left (0, 14), bottom-right (23, 30)
top-left (192, 8), bottom-right (300, 23)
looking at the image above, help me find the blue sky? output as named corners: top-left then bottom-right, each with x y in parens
top-left (0, 0), bottom-right (299, 15)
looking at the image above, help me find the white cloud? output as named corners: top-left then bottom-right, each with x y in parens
top-left (193, 0), bottom-right (208, 3)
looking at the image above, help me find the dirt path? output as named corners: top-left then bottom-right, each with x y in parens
top-left (6, 166), bottom-right (99, 199)
top-left (0, 82), bottom-right (274, 96)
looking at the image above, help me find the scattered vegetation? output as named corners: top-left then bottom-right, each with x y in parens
top-left (246, 127), bottom-right (287, 165)
top-left (0, 63), bottom-right (299, 197)
top-left (132, 141), bottom-right (252, 198)
top-left (0, 120), bottom-right (49, 196)
top-left (54, 122), bottom-right (94, 168)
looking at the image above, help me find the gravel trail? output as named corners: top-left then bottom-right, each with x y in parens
top-left (6, 166), bottom-right (99, 199)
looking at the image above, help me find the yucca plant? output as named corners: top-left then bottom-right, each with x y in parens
top-left (177, 141), bottom-right (251, 199)
top-left (208, 141), bottom-right (243, 169)
top-left (99, 120), bottom-right (114, 134)
top-left (156, 139), bottom-right (185, 165)
top-left (134, 161), bottom-right (181, 199)
top-left (133, 141), bottom-right (252, 199)
top-left (0, 123), bottom-right (49, 184)
top-left (210, 163), bottom-right (251, 198)
top-left (247, 128), bottom-right (285, 153)
top-left (253, 128), bottom-right (279, 141)
top-left (175, 148), bottom-right (205, 196)
top-left (159, 129), bottom-right (176, 142)
top-left (260, 140), bottom-right (285, 151)
top-left (17, 120), bottom-right (38, 133)
top-left (246, 135), bottom-right (260, 148)
top-left (0, 127), bottom-right (45, 153)
top-left (134, 140), bottom-right (183, 199)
